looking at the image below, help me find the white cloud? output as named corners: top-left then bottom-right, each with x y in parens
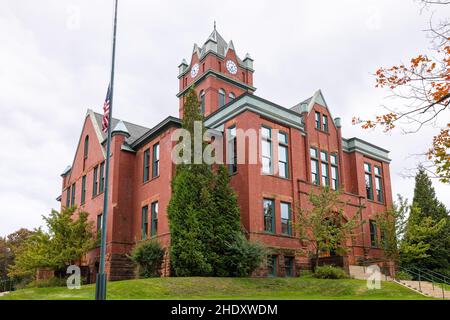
top-left (0, 0), bottom-right (448, 236)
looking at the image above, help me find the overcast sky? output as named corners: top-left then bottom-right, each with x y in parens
top-left (0, 0), bottom-right (449, 236)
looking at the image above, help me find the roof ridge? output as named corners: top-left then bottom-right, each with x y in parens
top-left (92, 111), bottom-right (149, 130)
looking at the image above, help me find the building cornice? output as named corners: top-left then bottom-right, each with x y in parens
top-left (176, 69), bottom-right (256, 97)
top-left (204, 93), bottom-right (304, 132)
top-left (342, 137), bottom-right (391, 163)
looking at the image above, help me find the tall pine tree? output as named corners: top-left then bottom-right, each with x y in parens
top-left (168, 87), bottom-right (215, 276)
top-left (403, 167), bottom-right (450, 274)
top-left (210, 165), bottom-right (243, 276)
top-left (168, 87), bottom-right (265, 276)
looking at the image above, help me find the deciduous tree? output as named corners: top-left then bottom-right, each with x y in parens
top-left (295, 188), bottom-right (363, 268)
top-left (353, 0), bottom-right (450, 182)
top-left (8, 207), bottom-right (94, 278)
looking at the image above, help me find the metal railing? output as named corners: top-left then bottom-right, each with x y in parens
top-left (395, 265), bottom-right (448, 299)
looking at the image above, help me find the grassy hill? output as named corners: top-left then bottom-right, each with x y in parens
top-left (0, 276), bottom-right (431, 300)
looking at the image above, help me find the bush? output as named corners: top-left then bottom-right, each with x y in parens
top-left (223, 234), bottom-right (266, 277)
top-left (312, 265), bottom-right (348, 279)
top-left (27, 277), bottom-right (69, 288)
top-left (130, 241), bottom-right (165, 278)
top-left (396, 270), bottom-right (413, 280)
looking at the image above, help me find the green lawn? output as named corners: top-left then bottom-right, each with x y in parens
top-left (0, 276), bottom-right (432, 300)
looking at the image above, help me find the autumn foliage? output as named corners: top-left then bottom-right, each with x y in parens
top-left (353, 1), bottom-right (449, 183)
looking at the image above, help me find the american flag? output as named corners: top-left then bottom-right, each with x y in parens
top-left (102, 85), bottom-right (111, 133)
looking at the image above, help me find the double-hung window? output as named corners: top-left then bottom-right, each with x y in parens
top-left (66, 186), bottom-right (71, 207)
top-left (364, 163), bottom-right (374, 200)
top-left (330, 154), bottom-right (338, 190)
top-left (143, 149), bottom-right (150, 182)
top-left (310, 148), bottom-right (319, 185)
top-left (151, 201), bottom-right (158, 237)
top-left (261, 127), bottom-right (272, 174)
top-left (141, 206), bottom-right (149, 240)
top-left (315, 112), bottom-right (321, 129)
top-left (71, 183), bottom-right (76, 207)
top-left (93, 166), bottom-right (98, 197)
top-left (99, 161), bottom-right (105, 194)
top-left (228, 126), bottom-right (237, 174)
top-left (81, 175), bottom-right (86, 205)
top-left (278, 132), bottom-right (289, 178)
top-left (320, 151), bottom-right (329, 186)
top-left (218, 89), bottom-right (225, 107)
top-left (152, 143), bottom-right (160, 178)
top-left (322, 115), bottom-right (329, 132)
top-left (97, 213), bottom-right (103, 234)
top-left (374, 166), bottom-right (383, 203)
top-left (83, 136), bottom-right (89, 169)
top-left (263, 199), bottom-right (275, 233)
top-left (369, 220), bottom-right (378, 247)
top-left (280, 202), bottom-right (292, 236)
top-left (84, 136), bottom-right (89, 159)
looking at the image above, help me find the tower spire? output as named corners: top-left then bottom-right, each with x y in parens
top-left (214, 20), bottom-right (216, 30)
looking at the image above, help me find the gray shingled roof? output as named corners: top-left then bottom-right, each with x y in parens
top-left (202, 29), bottom-right (228, 56)
top-left (199, 28), bottom-right (245, 66)
top-left (290, 96), bottom-right (312, 114)
top-left (93, 112), bottom-right (149, 145)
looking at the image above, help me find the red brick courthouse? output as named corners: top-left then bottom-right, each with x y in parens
top-left (59, 28), bottom-right (393, 281)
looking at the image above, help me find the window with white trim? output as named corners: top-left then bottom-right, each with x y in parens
top-left (261, 127), bottom-right (272, 174)
top-left (278, 132), bottom-right (289, 178)
top-left (310, 148), bottom-right (319, 185)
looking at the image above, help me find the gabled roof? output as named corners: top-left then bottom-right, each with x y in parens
top-left (291, 89), bottom-right (328, 114)
top-left (92, 112), bottom-right (149, 145)
top-left (61, 110), bottom-right (178, 177)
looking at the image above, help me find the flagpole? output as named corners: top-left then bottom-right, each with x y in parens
top-left (95, 0), bottom-right (118, 301)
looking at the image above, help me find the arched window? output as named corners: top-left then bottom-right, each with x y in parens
top-left (218, 89), bottom-right (225, 108)
top-left (84, 135), bottom-right (89, 159)
top-left (199, 90), bottom-right (205, 115)
top-left (229, 92), bottom-right (235, 101)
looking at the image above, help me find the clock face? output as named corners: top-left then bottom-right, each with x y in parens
top-left (226, 60), bottom-right (238, 75)
top-left (190, 63), bottom-right (199, 78)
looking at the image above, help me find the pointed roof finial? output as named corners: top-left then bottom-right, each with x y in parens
top-left (214, 20), bottom-right (216, 30)
top-left (112, 120), bottom-right (130, 138)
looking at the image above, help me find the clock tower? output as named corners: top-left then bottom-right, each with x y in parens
top-left (176, 26), bottom-right (256, 118)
